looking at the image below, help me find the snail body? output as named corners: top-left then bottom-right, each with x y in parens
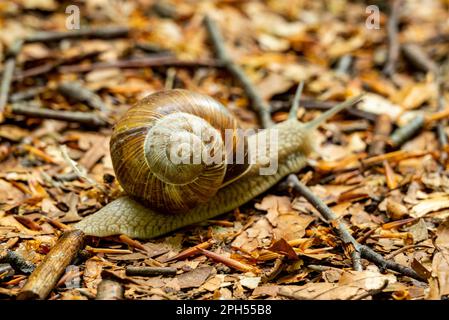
top-left (75, 89), bottom-right (361, 239)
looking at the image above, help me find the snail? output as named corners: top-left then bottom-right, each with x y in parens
top-left (75, 89), bottom-right (362, 239)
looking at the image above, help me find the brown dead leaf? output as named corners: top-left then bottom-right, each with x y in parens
top-left (177, 266), bottom-right (214, 289)
top-left (395, 82), bottom-right (435, 110)
top-left (411, 196), bottom-right (449, 218)
top-left (256, 73), bottom-right (293, 100)
top-left (252, 284), bottom-right (280, 298)
top-left (78, 136), bottom-right (110, 172)
top-left (0, 216), bottom-right (39, 236)
top-left (0, 125), bottom-right (29, 142)
top-left (406, 219), bottom-right (429, 243)
top-left (83, 258), bottom-right (103, 291)
top-left (232, 218), bottom-right (272, 252)
top-left (59, 193), bottom-right (82, 223)
top-left (268, 238), bottom-right (298, 260)
top-left (258, 195), bottom-right (315, 241)
top-left (200, 275), bottom-right (223, 292)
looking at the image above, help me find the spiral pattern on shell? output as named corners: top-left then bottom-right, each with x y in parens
top-left (110, 89), bottom-right (249, 213)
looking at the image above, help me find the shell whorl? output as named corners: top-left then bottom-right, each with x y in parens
top-left (110, 89), bottom-right (249, 213)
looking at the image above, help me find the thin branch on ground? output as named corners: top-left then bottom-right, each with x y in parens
top-left (401, 43), bottom-right (438, 73)
top-left (204, 15), bottom-right (274, 128)
top-left (25, 26), bottom-right (130, 43)
top-left (435, 72), bottom-right (448, 162)
top-left (9, 103), bottom-right (108, 127)
top-left (0, 39), bottom-right (23, 122)
top-left (287, 174), bottom-right (425, 282)
top-left (125, 266), bottom-right (177, 277)
top-left (384, 244), bottom-right (434, 260)
top-left (58, 55), bottom-right (223, 73)
top-left (0, 249), bottom-right (35, 274)
top-left (13, 51), bottom-right (102, 81)
top-left (58, 82), bottom-right (107, 111)
top-left (17, 230), bottom-right (85, 300)
top-left (389, 114), bottom-right (425, 148)
top-left (351, 249), bottom-right (363, 271)
top-left (383, 0), bottom-right (401, 77)
top-left (9, 86), bottom-right (46, 103)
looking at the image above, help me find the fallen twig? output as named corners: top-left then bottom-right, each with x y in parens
top-left (9, 86), bottom-right (46, 103)
top-left (135, 42), bottom-right (172, 54)
top-left (197, 248), bottom-right (258, 273)
top-left (384, 244), bottom-right (434, 260)
top-left (96, 279), bottom-right (124, 300)
top-left (204, 15), bottom-right (274, 128)
top-left (125, 266), bottom-right (177, 277)
top-left (350, 249), bottom-right (363, 271)
top-left (152, 2), bottom-right (179, 19)
top-left (401, 43), bottom-right (438, 73)
top-left (17, 230), bottom-right (85, 300)
top-left (337, 54), bottom-right (353, 74)
top-left (383, 0), bottom-right (401, 77)
top-left (164, 240), bottom-right (214, 262)
top-left (85, 246), bottom-right (132, 255)
top-left (389, 108), bottom-right (449, 149)
top-left (9, 103), bottom-right (108, 127)
top-left (0, 249), bottom-right (35, 274)
top-left (286, 175), bottom-right (425, 282)
top-left (13, 61), bottom-right (58, 82)
top-left (117, 235), bottom-right (147, 252)
top-left (58, 82), bottom-right (106, 111)
top-left (389, 114), bottom-right (425, 148)
top-left (25, 26), bottom-right (130, 43)
top-left (13, 51), bottom-right (102, 81)
top-left (400, 42), bottom-right (447, 159)
top-left (43, 217), bottom-right (72, 231)
top-left (58, 55), bottom-right (222, 73)
top-left (0, 39), bottom-right (23, 122)
top-left (435, 75), bottom-right (448, 162)
top-left (13, 215), bottom-right (42, 231)
top-left (369, 114), bottom-right (392, 156)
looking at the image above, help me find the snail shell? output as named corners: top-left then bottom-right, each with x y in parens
top-left (110, 89), bottom-right (250, 213)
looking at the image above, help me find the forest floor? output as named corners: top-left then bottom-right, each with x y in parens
top-left (1, 0), bottom-right (449, 300)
